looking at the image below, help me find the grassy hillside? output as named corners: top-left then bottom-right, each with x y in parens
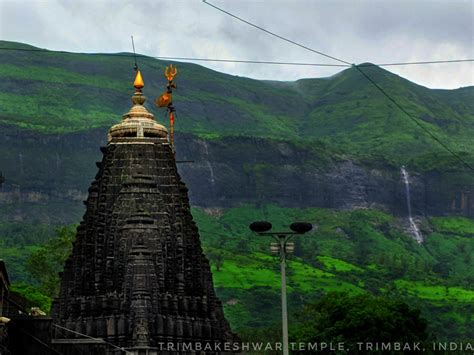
top-left (4, 205), bottom-right (473, 340)
top-left (1, 41), bottom-right (473, 342)
top-left (0, 40), bottom-right (473, 170)
top-left (197, 205), bottom-right (474, 339)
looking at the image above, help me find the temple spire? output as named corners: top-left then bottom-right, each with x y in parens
top-left (53, 65), bottom-right (237, 353)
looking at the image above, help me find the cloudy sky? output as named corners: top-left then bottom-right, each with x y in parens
top-left (1, 0), bottom-right (473, 89)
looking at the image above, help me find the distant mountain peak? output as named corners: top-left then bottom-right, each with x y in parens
top-left (357, 62), bottom-right (379, 67)
top-left (0, 40), bottom-right (41, 50)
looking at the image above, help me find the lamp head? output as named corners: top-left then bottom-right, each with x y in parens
top-left (290, 222), bottom-right (313, 234)
top-left (249, 221), bottom-right (272, 233)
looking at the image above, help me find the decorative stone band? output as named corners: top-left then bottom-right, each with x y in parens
top-left (108, 95), bottom-right (168, 142)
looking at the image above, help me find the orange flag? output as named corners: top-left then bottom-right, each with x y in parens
top-left (155, 92), bottom-right (172, 107)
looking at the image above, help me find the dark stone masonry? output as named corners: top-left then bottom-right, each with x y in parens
top-left (51, 73), bottom-right (237, 354)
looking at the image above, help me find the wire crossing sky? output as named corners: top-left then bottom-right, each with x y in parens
top-left (0, 0), bottom-right (472, 89)
top-left (202, 0), bottom-right (474, 170)
top-left (1, 46), bottom-right (472, 68)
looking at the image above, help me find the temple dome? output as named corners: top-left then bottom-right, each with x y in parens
top-left (108, 70), bottom-right (168, 142)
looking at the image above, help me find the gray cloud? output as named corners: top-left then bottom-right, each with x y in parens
top-left (0, 0), bottom-right (472, 88)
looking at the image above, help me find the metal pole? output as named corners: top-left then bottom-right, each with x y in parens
top-left (280, 236), bottom-right (289, 355)
top-left (250, 222), bottom-right (312, 354)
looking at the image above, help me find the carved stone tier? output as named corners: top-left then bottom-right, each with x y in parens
top-left (108, 92), bottom-right (168, 142)
top-left (53, 90), bottom-right (236, 353)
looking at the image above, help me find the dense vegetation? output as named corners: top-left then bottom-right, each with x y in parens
top-left (3, 206), bottom-right (473, 341)
top-left (0, 41), bottom-right (473, 345)
top-left (0, 40), bottom-right (472, 224)
top-left (291, 292), bottom-right (429, 353)
top-left (0, 40), bottom-right (473, 170)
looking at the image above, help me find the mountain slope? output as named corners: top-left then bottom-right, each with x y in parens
top-left (0, 41), bottom-right (473, 223)
top-left (3, 205), bottom-right (473, 340)
top-left (192, 205), bottom-right (474, 338)
top-left (0, 40), bottom-right (473, 169)
top-left (0, 41), bottom-right (473, 342)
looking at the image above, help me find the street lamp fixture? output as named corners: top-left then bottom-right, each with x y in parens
top-left (249, 221), bottom-right (313, 355)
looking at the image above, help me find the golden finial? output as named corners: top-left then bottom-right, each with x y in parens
top-left (165, 64), bottom-right (177, 81)
top-left (132, 70), bottom-right (145, 106)
top-left (134, 70), bottom-right (144, 90)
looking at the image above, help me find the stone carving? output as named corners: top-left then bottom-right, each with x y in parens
top-left (52, 75), bottom-right (237, 354)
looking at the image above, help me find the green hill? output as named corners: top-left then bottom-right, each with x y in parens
top-left (194, 205), bottom-right (474, 338)
top-left (0, 40), bottom-right (473, 169)
top-left (0, 41), bottom-right (473, 342)
top-left (3, 205), bottom-right (473, 340)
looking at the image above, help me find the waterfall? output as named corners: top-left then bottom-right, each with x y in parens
top-left (401, 166), bottom-right (423, 244)
top-left (202, 141), bottom-right (216, 191)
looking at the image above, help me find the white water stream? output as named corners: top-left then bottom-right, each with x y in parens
top-left (401, 166), bottom-right (423, 244)
top-left (202, 141), bottom-right (216, 190)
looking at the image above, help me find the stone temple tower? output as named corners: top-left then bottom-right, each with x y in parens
top-left (52, 71), bottom-right (236, 354)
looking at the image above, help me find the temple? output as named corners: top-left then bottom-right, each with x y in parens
top-left (51, 71), bottom-right (236, 354)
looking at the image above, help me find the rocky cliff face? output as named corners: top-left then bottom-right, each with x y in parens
top-left (175, 134), bottom-right (472, 217)
top-left (0, 125), bottom-right (472, 223)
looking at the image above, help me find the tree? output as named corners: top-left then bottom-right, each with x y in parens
top-left (291, 292), bottom-right (429, 353)
top-left (207, 250), bottom-right (224, 271)
top-left (9, 282), bottom-right (52, 312)
top-left (26, 225), bottom-right (75, 298)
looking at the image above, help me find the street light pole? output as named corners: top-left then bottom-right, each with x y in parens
top-left (279, 235), bottom-right (289, 355)
top-left (249, 222), bottom-right (313, 355)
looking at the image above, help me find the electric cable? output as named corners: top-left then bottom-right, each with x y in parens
top-left (353, 64), bottom-right (474, 171)
top-left (1, 44), bottom-right (472, 168)
top-left (201, 0), bottom-right (474, 171)
top-left (360, 59), bottom-right (474, 67)
top-left (53, 324), bottom-right (132, 354)
top-left (0, 46), bottom-right (472, 68)
top-left (202, 0), bottom-right (351, 65)
top-left (15, 326), bottom-right (62, 355)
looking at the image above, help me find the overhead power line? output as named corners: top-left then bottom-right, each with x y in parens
top-left (156, 57), bottom-right (474, 67)
top-left (54, 324), bottom-right (131, 354)
top-left (202, 0), bottom-right (474, 172)
top-left (0, 46), bottom-right (472, 68)
top-left (354, 65), bottom-right (474, 171)
top-left (154, 56), bottom-right (348, 66)
top-left (0, 47), bottom-right (472, 170)
top-left (0, 46), bottom-right (345, 66)
top-left (367, 59), bottom-right (474, 67)
top-left (202, 0), bottom-right (352, 65)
